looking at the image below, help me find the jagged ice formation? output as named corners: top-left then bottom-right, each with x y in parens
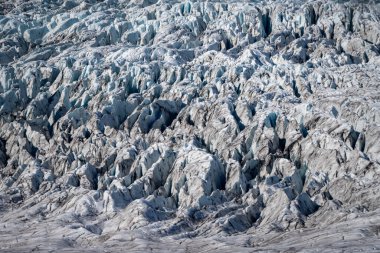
top-left (1, 0), bottom-right (380, 252)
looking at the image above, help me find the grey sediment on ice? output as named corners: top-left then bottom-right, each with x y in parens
top-left (1, 0), bottom-right (380, 252)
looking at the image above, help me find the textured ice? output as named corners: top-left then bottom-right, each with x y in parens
top-left (1, 0), bottom-right (380, 252)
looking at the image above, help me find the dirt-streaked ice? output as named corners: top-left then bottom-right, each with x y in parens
top-left (1, 0), bottom-right (380, 252)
